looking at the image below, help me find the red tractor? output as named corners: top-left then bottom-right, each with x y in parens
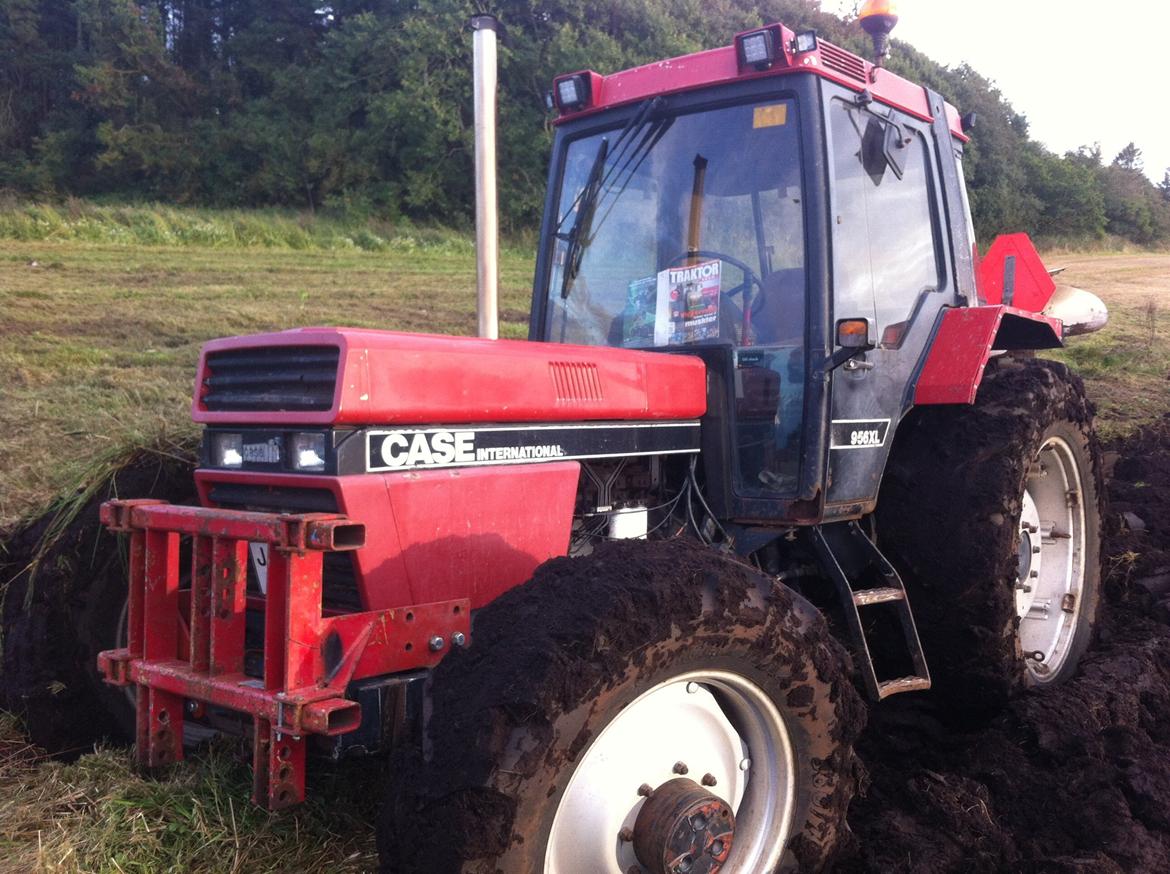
top-left (4, 8), bottom-right (1107, 874)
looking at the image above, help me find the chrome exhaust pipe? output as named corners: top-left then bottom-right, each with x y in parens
top-left (471, 14), bottom-right (500, 339)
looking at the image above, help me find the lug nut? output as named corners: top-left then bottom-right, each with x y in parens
top-left (685, 682), bottom-right (700, 694)
top-left (673, 761), bottom-right (689, 775)
top-left (739, 758), bottom-right (751, 771)
top-left (638, 783), bottom-right (653, 797)
top-left (710, 840), bottom-right (725, 856)
top-left (701, 773), bottom-right (717, 787)
top-left (428, 635), bottom-right (445, 652)
top-left (618, 827), bottom-right (634, 842)
top-left (451, 631), bottom-right (467, 647)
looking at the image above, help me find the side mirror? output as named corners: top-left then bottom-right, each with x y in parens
top-left (826, 318), bottom-right (875, 371)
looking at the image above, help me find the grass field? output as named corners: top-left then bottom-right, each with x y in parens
top-left (1, 207), bottom-right (1168, 872)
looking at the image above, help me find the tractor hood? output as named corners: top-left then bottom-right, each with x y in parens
top-left (192, 328), bottom-right (708, 426)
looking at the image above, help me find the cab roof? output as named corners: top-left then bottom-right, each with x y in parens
top-left (554, 22), bottom-right (966, 142)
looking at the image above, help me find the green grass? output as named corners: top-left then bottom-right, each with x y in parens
top-left (0, 198), bottom-right (534, 257)
top-left (0, 714), bottom-right (377, 874)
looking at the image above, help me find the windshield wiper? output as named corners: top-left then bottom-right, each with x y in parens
top-left (557, 96), bottom-right (662, 300)
top-left (559, 137), bottom-right (608, 300)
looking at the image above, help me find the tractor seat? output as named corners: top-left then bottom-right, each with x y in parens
top-left (748, 268), bottom-right (805, 346)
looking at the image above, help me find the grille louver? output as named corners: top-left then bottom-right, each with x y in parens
top-left (819, 41), bottom-right (868, 83)
top-left (550, 361), bottom-right (604, 402)
top-left (202, 345), bottom-right (339, 412)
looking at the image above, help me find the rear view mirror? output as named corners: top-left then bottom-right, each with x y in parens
top-left (837, 318), bottom-right (871, 348)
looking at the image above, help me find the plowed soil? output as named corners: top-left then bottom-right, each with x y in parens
top-left (841, 417), bottom-right (1170, 873)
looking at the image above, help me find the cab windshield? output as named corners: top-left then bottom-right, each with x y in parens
top-left (542, 97), bottom-right (805, 352)
top-left (542, 96), bottom-right (807, 494)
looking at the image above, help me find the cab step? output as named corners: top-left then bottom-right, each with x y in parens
top-left (810, 521), bottom-right (931, 701)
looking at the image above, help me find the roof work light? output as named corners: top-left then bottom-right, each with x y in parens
top-left (792, 30), bottom-right (818, 54)
top-left (553, 73), bottom-right (592, 112)
top-left (859, 0), bottom-right (899, 65)
top-left (736, 27), bottom-right (778, 71)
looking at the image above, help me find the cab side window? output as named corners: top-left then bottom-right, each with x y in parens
top-left (829, 99), bottom-right (941, 347)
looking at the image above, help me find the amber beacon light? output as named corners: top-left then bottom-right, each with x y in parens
top-left (858, 0), bottom-right (899, 65)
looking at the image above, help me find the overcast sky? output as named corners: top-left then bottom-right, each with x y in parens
top-left (826, 0), bottom-right (1170, 183)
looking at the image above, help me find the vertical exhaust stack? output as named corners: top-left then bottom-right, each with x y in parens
top-left (471, 14), bottom-right (500, 339)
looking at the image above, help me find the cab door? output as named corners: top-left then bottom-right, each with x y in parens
top-left (822, 88), bottom-right (956, 516)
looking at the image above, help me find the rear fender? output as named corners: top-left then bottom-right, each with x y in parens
top-left (912, 305), bottom-right (1062, 406)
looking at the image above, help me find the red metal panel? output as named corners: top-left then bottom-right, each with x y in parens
top-left (976, 234), bottom-right (1056, 313)
top-left (192, 329), bottom-right (707, 426)
top-left (322, 599), bottom-right (472, 677)
top-left (190, 537), bottom-right (212, 673)
top-left (376, 462), bottom-right (578, 608)
top-left (139, 686), bottom-right (184, 769)
top-left (127, 529), bottom-right (145, 656)
top-left (209, 539), bottom-right (247, 676)
top-left (197, 463), bottom-right (581, 611)
top-left (253, 718), bottom-right (307, 810)
top-left (553, 26), bottom-right (965, 140)
top-left (143, 531), bottom-right (180, 661)
top-left (914, 306), bottom-right (1064, 405)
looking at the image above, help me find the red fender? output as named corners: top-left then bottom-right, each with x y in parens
top-left (913, 305), bottom-right (1062, 406)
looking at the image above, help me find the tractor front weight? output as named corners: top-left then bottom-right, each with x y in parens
top-left (96, 499), bottom-right (470, 809)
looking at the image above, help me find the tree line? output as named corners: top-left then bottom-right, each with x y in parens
top-left (3, 0), bottom-right (1168, 245)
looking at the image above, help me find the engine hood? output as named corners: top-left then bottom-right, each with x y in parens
top-left (192, 327), bottom-right (708, 426)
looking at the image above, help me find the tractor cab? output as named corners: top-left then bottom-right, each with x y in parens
top-left (531, 23), bottom-right (983, 524)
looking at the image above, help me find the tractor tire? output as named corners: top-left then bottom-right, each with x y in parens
top-left (876, 356), bottom-right (1103, 711)
top-left (378, 539), bottom-right (864, 874)
top-left (0, 450), bottom-right (195, 755)
top-left (1, 518), bottom-right (139, 754)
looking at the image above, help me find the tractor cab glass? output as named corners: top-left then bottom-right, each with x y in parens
top-left (540, 96), bottom-right (807, 494)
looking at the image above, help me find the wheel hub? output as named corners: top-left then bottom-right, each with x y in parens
top-left (633, 778), bottom-right (734, 874)
top-left (1014, 436), bottom-right (1088, 681)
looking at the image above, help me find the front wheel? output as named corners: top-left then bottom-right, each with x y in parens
top-left (378, 540), bottom-right (863, 873)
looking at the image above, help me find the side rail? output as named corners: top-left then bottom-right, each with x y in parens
top-left (97, 499), bottom-right (470, 809)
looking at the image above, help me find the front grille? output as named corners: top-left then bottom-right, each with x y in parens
top-left (820, 41), bottom-right (868, 83)
top-left (202, 345), bottom-right (339, 412)
top-left (208, 483), bottom-right (363, 612)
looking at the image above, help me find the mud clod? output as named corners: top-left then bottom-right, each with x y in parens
top-left (841, 415), bottom-right (1170, 873)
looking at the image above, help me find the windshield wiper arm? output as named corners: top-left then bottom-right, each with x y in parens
top-left (559, 137), bottom-right (608, 299)
top-left (557, 97), bottom-right (662, 300)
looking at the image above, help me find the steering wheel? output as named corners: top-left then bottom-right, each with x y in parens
top-left (667, 250), bottom-right (766, 342)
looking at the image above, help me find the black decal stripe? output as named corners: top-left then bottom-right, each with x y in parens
top-left (364, 421), bottom-right (701, 473)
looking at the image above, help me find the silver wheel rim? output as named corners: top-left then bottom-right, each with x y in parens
top-left (1015, 435), bottom-right (1087, 682)
top-left (544, 669), bottom-right (795, 874)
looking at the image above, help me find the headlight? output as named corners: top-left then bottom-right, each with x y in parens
top-left (291, 432), bottom-right (327, 471)
top-left (211, 432), bottom-right (243, 468)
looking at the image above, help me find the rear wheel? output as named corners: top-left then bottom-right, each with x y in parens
top-left (877, 357), bottom-right (1103, 709)
top-left (378, 540), bottom-right (863, 873)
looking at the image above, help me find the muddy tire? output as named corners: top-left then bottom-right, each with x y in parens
top-left (1, 526), bottom-right (137, 754)
top-left (0, 450), bottom-right (195, 754)
top-left (876, 357), bottom-right (1103, 711)
top-left (378, 539), bottom-right (863, 874)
